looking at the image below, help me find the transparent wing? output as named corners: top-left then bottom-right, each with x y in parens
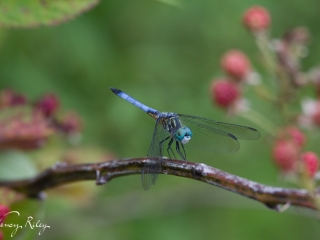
top-left (178, 114), bottom-right (260, 153)
top-left (141, 120), bottom-right (169, 190)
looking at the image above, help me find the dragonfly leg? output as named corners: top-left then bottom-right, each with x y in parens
top-left (159, 136), bottom-right (170, 157)
top-left (167, 137), bottom-right (177, 159)
top-left (175, 142), bottom-right (186, 160)
top-left (181, 143), bottom-right (187, 160)
top-left (175, 142), bottom-right (183, 159)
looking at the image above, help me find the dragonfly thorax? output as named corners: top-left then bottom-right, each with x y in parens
top-left (161, 115), bottom-right (182, 134)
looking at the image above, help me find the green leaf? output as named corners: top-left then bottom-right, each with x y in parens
top-left (0, 151), bottom-right (37, 180)
top-left (0, 0), bottom-right (100, 28)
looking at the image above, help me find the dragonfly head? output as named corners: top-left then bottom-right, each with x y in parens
top-left (175, 127), bottom-right (192, 144)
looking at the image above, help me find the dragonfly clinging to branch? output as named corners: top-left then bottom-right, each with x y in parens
top-left (111, 88), bottom-right (260, 190)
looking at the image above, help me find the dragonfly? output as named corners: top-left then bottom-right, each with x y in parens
top-left (111, 88), bottom-right (260, 190)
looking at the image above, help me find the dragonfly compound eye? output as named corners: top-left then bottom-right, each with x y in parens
top-left (175, 127), bottom-right (192, 144)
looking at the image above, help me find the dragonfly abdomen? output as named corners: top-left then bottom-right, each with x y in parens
top-left (111, 88), bottom-right (158, 116)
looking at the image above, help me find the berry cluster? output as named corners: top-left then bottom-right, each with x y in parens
top-left (272, 126), bottom-right (318, 179)
top-left (211, 50), bottom-right (253, 114)
top-left (0, 89), bottom-right (83, 151)
top-left (210, 6), bottom-right (319, 189)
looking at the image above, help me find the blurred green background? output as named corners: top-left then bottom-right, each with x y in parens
top-left (1, 0), bottom-right (320, 239)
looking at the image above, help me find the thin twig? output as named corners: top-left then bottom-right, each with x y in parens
top-left (0, 158), bottom-right (317, 211)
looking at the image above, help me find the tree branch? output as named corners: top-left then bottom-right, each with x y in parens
top-left (0, 157), bottom-right (317, 211)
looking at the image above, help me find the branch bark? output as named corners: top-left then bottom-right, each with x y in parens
top-left (0, 157), bottom-right (317, 211)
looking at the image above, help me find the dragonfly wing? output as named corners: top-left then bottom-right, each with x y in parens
top-left (178, 114), bottom-right (259, 153)
top-left (179, 114), bottom-right (260, 140)
top-left (141, 159), bottom-right (158, 191)
top-left (141, 120), bottom-right (169, 190)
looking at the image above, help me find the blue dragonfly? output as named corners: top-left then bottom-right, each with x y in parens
top-left (111, 88), bottom-right (260, 190)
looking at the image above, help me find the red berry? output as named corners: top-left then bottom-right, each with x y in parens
top-left (272, 140), bottom-right (298, 172)
top-left (286, 126), bottom-right (306, 147)
top-left (36, 93), bottom-right (60, 117)
top-left (0, 204), bottom-right (10, 224)
top-left (0, 89), bottom-right (27, 108)
top-left (242, 6), bottom-right (270, 31)
top-left (211, 79), bottom-right (240, 108)
top-left (221, 50), bottom-right (251, 80)
top-left (12, 94), bottom-right (27, 106)
top-left (302, 152), bottom-right (319, 178)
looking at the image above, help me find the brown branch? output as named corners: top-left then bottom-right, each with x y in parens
top-left (0, 157), bottom-right (317, 211)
